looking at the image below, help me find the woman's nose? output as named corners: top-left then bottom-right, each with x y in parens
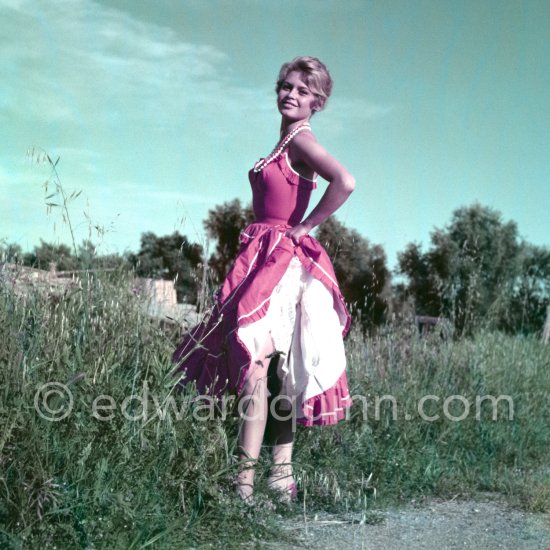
top-left (286, 88), bottom-right (297, 99)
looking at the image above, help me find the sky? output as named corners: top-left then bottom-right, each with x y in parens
top-left (1, 0), bottom-right (548, 270)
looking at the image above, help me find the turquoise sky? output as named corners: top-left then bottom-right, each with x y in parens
top-left (1, 0), bottom-right (548, 269)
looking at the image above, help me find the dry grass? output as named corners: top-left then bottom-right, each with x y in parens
top-left (0, 266), bottom-right (549, 548)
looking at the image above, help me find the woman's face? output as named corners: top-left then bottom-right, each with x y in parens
top-left (277, 71), bottom-right (317, 123)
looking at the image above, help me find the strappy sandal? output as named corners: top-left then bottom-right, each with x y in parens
top-left (233, 481), bottom-right (255, 505)
top-left (267, 477), bottom-right (298, 503)
top-left (285, 482), bottom-right (298, 502)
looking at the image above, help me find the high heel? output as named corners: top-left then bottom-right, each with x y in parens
top-left (267, 477), bottom-right (298, 503)
top-left (233, 480), bottom-right (255, 505)
top-left (287, 482), bottom-right (298, 501)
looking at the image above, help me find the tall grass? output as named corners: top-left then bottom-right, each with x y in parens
top-left (1, 267), bottom-right (549, 548)
top-left (295, 323), bottom-right (549, 510)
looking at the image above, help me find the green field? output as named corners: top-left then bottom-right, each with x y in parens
top-left (1, 269), bottom-right (549, 548)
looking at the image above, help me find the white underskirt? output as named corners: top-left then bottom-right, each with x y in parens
top-left (237, 256), bottom-right (347, 404)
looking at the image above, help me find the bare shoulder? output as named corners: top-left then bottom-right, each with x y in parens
top-left (286, 131), bottom-right (319, 179)
top-left (290, 128), bottom-right (354, 185)
top-left (295, 128), bottom-right (318, 143)
top-left (292, 129), bottom-right (320, 149)
top-left (290, 129), bottom-right (327, 162)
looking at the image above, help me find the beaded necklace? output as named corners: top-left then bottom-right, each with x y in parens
top-left (253, 122), bottom-right (311, 173)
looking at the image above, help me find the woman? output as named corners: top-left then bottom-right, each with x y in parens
top-left (173, 56), bottom-right (355, 503)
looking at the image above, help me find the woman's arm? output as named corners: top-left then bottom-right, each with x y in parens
top-left (285, 131), bottom-right (355, 244)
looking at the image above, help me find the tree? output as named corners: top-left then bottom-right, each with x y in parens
top-left (203, 199), bottom-right (255, 283)
top-left (0, 242), bottom-right (23, 264)
top-left (2, 239), bottom-right (129, 274)
top-left (397, 203), bottom-right (530, 334)
top-left (129, 232), bottom-right (203, 304)
top-left (24, 240), bottom-right (78, 271)
top-left (507, 244), bottom-right (550, 334)
top-left (395, 242), bottom-right (441, 317)
top-left (315, 216), bottom-right (391, 328)
top-left (76, 240), bottom-right (130, 273)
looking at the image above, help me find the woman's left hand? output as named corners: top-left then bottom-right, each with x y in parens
top-left (285, 223), bottom-right (311, 246)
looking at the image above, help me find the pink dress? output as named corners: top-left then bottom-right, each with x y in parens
top-left (172, 147), bottom-right (352, 426)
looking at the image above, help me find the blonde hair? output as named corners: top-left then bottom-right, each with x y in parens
top-left (276, 56), bottom-right (333, 113)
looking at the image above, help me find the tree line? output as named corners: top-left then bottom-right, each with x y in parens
top-left (2, 201), bottom-right (548, 336)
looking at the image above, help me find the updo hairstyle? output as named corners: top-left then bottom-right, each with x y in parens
top-left (276, 56), bottom-right (333, 113)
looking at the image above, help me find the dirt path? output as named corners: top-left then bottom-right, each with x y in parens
top-left (269, 495), bottom-right (550, 549)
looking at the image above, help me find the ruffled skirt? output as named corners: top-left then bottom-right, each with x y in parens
top-left (172, 222), bottom-right (352, 426)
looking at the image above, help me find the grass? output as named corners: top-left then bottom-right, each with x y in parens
top-left (296, 324), bottom-right (550, 510)
top-left (0, 266), bottom-right (549, 548)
